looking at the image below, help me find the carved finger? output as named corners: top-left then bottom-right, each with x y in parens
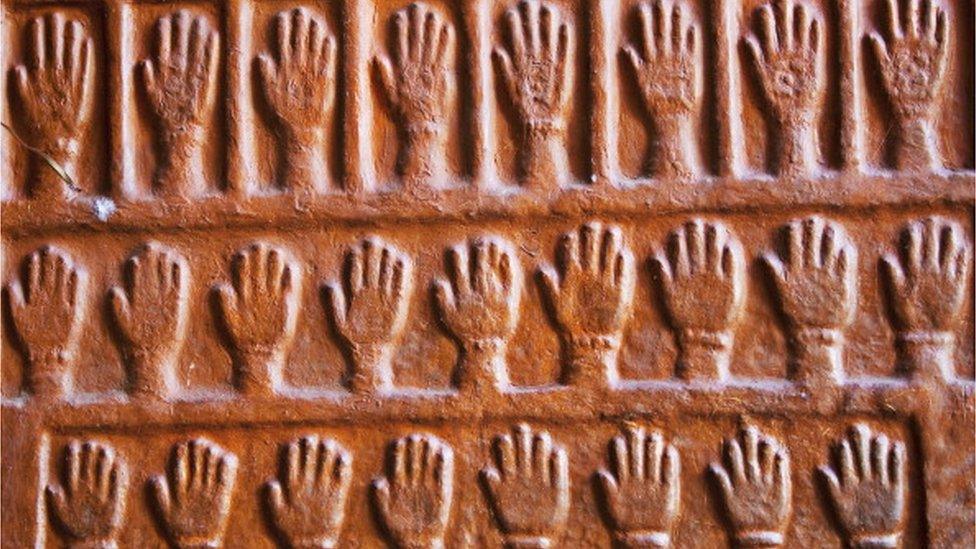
top-left (672, 2), bottom-right (688, 54)
top-left (408, 3), bottom-right (425, 63)
top-left (494, 433), bottom-right (517, 478)
top-left (66, 440), bottom-right (82, 494)
top-left (555, 22), bottom-right (573, 104)
top-left (108, 458), bottom-right (128, 509)
top-left (29, 17), bottom-right (45, 70)
top-left (173, 11), bottom-right (192, 73)
top-left (515, 424), bottom-right (534, 476)
top-left (851, 424), bottom-right (873, 480)
top-left (523, 0), bottom-right (541, 56)
top-left (906, 0), bottom-right (922, 39)
top-left (638, 1), bottom-right (656, 59)
top-left (780, 0), bottom-right (796, 51)
top-left (884, 0), bottom-right (902, 38)
top-left (668, 226), bottom-right (691, 278)
top-left (422, 11), bottom-right (440, 66)
top-left (492, 47), bottom-right (518, 103)
top-left (580, 223), bottom-right (601, 273)
top-left (663, 445), bottom-right (680, 501)
top-left (151, 475), bottom-right (173, 520)
top-left (48, 13), bottom-right (66, 72)
top-left (710, 463), bottom-right (735, 500)
top-left (725, 437), bottom-right (746, 485)
top-left (873, 434), bottom-right (891, 485)
top-left (292, 8), bottom-right (311, 67)
top-left (601, 227), bottom-right (623, 279)
top-left (809, 17), bottom-right (822, 55)
top-left (773, 448), bottom-right (791, 504)
top-left (436, 23), bottom-right (454, 70)
top-left (109, 286), bottom-right (133, 335)
top-left (758, 4), bottom-right (779, 55)
top-left (818, 465), bottom-right (843, 503)
top-left (551, 444), bottom-right (569, 493)
top-left (838, 438), bottom-right (857, 487)
top-left (612, 434), bottom-right (629, 481)
top-left (533, 431), bottom-right (554, 482)
top-left (541, 3), bottom-right (558, 63)
top-left (188, 16), bottom-right (209, 77)
top-left (446, 245), bottom-right (471, 299)
top-left (743, 427), bottom-right (761, 483)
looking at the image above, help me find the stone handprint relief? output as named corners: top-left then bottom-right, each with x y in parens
top-left (434, 237), bottom-right (522, 392)
top-left (596, 425), bottom-right (680, 548)
top-left (149, 438), bottom-right (238, 549)
top-left (6, 245), bottom-right (87, 399)
top-left (138, 10), bottom-right (219, 198)
top-left (372, 434), bottom-right (454, 549)
top-left (46, 440), bottom-right (128, 548)
top-left (325, 238), bottom-right (413, 394)
top-left (819, 424), bottom-right (907, 549)
top-left (374, 2), bottom-right (455, 189)
top-left (653, 220), bottom-right (745, 382)
top-left (882, 217), bottom-right (971, 381)
top-left (215, 242), bottom-right (302, 396)
top-left (257, 8), bottom-right (338, 193)
top-left (494, 0), bottom-right (574, 189)
top-left (743, 0), bottom-right (824, 176)
top-left (109, 242), bottom-right (189, 400)
top-left (621, 0), bottom-right (702, 178)
top-left (539, 222), bottom-right (635, 387)
top-left (266, 435), bottom-right (353, 549)
top-left (709, 426), bottom-right (792, 547)
top-left (9, 12), bottom-right (94, 201)
top-left (867, 0), bottom-right (949, 171)
top-left (763, 216), bottom-right (857, 385)
top-left (481, 423), bottom-right (570, 548)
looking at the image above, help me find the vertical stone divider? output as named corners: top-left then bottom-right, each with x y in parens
top-left (342, 0), bottom-right (373, 193)
top-left (0, 407), bottom-right (47, 546)
top-left (462, 0), bottom-right (494, 188)
top-left (225, 0), bottom-right (253, 197)
top-left (836, 0), bottom-right (864, 173)
top-left (109, 2), bottom-right (134, 199)
top-left (713, 0), bottom-right (739, 177)
top-left (589, 0), bottom-right (616, 187)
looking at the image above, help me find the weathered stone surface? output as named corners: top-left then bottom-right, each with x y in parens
top-left (1, 0), bottom-right (973, 546)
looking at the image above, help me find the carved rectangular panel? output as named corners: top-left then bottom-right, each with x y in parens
top-left (1, 0), bottom-right (973, 547)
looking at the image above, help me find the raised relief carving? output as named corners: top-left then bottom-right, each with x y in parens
top-left (266, 435), bottom-right (353, 549)
top-left (374, 2), bottom-right (455, 189)
top-left (819, 424), bottom-right (907, 549)
top-left (138, 10), bottom-right (219, 198)
top-left (109, 242), bottom-right (189, 400)
top-left (743, 0), bottom-right (824, 176)
top-left (763, 216), bottom-right (857, 385)
top-left (215, 242), bottom-right (302, 396)
top-left (481, 423), bottom-right (570, 548)
top-left (709, 426), bottom-right (792, 547)
top-left (882, 217), bottom-right (971, 381)
top-left (46, 440), bottom-right (128, 549)
top-left (372, 434), bottom-right (454, 549)
top-left (325, 238), bottom-right (413, 394)
top-left (653, 220), bottom-right (745, 382)
top-left (621, 0), bottom-right (701, 178)
top-left (596, 425), bottom-right (680, 548)
top-left (6, 245), bottom-right (87, 399)
top-left (257, 8), bottom-right (337, 193)
top-left (494, 0), bottom-right (574, 188)
top-left (434, 236), bottom-right (522, 392)
top-left (867, 0), bottom-right (949, 171)
top-left (540, 222), bottom-right (635, 387)
top-left (150, 438), bottom-right (239, 549)
top-left (9, 13), bottom-right (94, 201)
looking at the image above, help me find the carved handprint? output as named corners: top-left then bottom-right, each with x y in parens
top-left (744, 0), bottom-right (823, 176)
top-left (709, 426), bottom-right (792, 547)
top-left (540, 222), bottom-right (635, 386)
top-left (374, 2), bottom-right (455, 187)
top-left (764, 217), bottom-right (857, 384)
top-left (481, 424), bottom-right (570, 547)
top-left (597, 425), bottom-right (680, 547)
top-left (372, 434), bottom-right (454, 549)
top-left (325, 238), bottom-right (412, 394)
top-left (267, 436), bottom-right (353, 549)
top-left (150, 438), bottom-right (238, 549)
top-left (109, 242), bottom-right (189, 399)
top-left (868, 0), bottom-right (949, 171)
top-left (654, 220), bottom-right (745, 382)
top-left (257, 8), bottom-right (337, 192)
top-left (622, 0), bottom-right (701, 178)
top-left (47, 440), bottom-right (128, 548)
top-left (10, 13), bottom-right (93, 200)
top-left (434, 237), bottom-right (522, 391)
top-left (494, 0), bottom-right (574, 188)
top-left (6, 245), bottom-right (87, 398)
top-left (216, 243), bottom-right (301, 395)
top-left (819, 425), bottom-right (906, 549)
top-left (882, 217), bottom-right (971, 380)
top-left (138, 10), bottom-right (219, 197)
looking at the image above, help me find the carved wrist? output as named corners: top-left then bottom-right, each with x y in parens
top-left (850, 533), bottom-right (900, 549)
top-left (504, 535), bottom-right (552, 548)
top-left (398, 538), bottom-right (444, 549)
top-left (792, 327), bottom-right (843, 347)
top-left (615, 530), bottom-right (671, 548)
top-left (563, 333), bottom-right (621, 386)
top-left (235, 344), bottom-right (284, 395)
top-left (28, 348), bottom-right (70, 397)
top-left (525, 119), bottom-right (565, 139)
top-left (161, 125), bottom-right (205, 159)
top-left (734, 530), bottom-right (783, 547)
top-left (348, 342), bottom-right (394, 393)
top-left (896, 331), bottom-right (955, 380)
top-left (676, 329), bottom-right (732, 382)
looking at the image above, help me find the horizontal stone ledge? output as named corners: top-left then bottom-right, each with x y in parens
top-left (4, 377), bottom-right (972, 431)
top-left (3, 171), bottom-right (973, 237)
